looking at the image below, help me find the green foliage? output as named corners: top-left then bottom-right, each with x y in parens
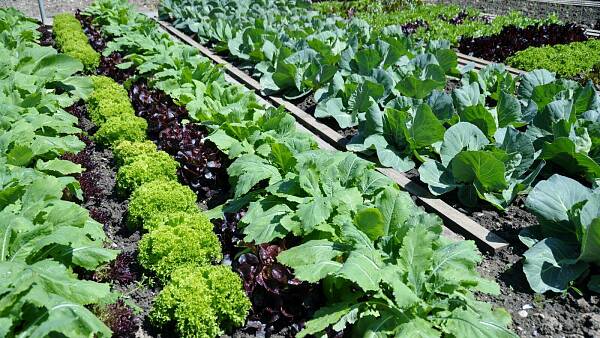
top-left (127, 180), bottom-right (198, 227)
top-left (87, 76), bottom-right (135, 126)
top-left (144, 210), bottom-right (212, 232)
top-left (0, 7), bottom-right (40, 47)
top-left (315, 3), bottom-right (556, 44)
top-left (113, 140), bottom-right (157, 165)
top-left (507, 40), bottom-right (600, 79)
top-left (278, 216), bottom-right (514, 337)
top-left (94, 113), bottom-right (148, 147)
top-left (89, 2), bottom-right (519, 337)
top-left (138, 220), bottom-right (222, 281)
top-left (0, 260), bottom-right (113, 337)
top-left (522, 175), bottom-right (600, 294)
top-left (52, 13), bottom-right (100, 71)
top-left (150, 265), bottom-right (251, 338)
top-left (116, 151), bottom-right (179, 192)
top-left (0, 8), bottom-right (116, 336)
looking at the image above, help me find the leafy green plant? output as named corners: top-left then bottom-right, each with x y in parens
top-left (0, 7), bottom-right (40, 47)
top-left (127, 179), bottom-right (198, 227)
top-left (138, 217), bottom-right (222, 281)
top-left (278, 208), bottom-right (514, 337)
top-left (150, 265), bottom-right (251, 337)
top-left (0, 8), bottom-right (120, 336)
top-left (318, 3), bottom-right (556, 45)
top-left (507, 40), bottom-right (600, 79)
top-left (0, 164), bottom-right (118, 337)
top-left (144, 210), bottom-right (213, 232)
top-left (94, 113), bottom-right (148, 147)
top-left (87, 75), bottom-right (135, 125)
top-left (113, 140), bottom-right (158, 165)
top-left (521, 174), bottom-right (600, 294)
top-left (116, 151), bottom-right (179, 192)
top-left (53, 13), bottom-right (100, 71)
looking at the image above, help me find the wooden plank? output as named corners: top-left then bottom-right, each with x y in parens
top-left (154, 18), bottom-right (509, 252)
top-left (457, 52), bottom-right (524, 76)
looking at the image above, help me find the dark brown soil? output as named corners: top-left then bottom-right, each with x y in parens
top-left (65, 103), bottom-right (161, 337)
top-left (461, 195), bottom-right (600, 337)
top-left (479, 248), bottom-right (600, 338)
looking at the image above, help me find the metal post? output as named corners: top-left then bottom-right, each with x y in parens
top-left (37, 0), bottom-right (46, 25)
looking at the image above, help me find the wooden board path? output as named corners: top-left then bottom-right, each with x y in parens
top-left (153, 18), bottom-right (510, 252)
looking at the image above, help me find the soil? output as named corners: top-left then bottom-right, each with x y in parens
top-left (479, 248), bottom-right (600, 338)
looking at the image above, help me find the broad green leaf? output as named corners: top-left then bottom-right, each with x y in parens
top-left (522, 238), bottom-right (588, 293)
top-left (228, 154), bottom-right (282, 197)
top-left (337, 248), bottom-right (383, 292)
top-left (396, 64), bottom-right (445, 100)
top-left (418, 160), bottom-right (457, 196)
top-left (444, 308), bottom-right (518, 338)
top-left (409, 104), bottom-right (445, 149)
top-left (400, 225), bottom-right (435, 296)
top-left (578, 194), bottom-right (600, 262)
top-left (542, 138), bottom-right (600, 182)
top-left (296, 196), bottom-right (333, 232)
top-left (451, 151), bottom-right (508, 192)
top-left (380, 265), bottom-right (419, 308)
top-left (497, 91), bottom-right (521, 128)
top-left (297, 302), bottom-right (357, 338)
top-left (397, 318), bottom-right (440, 338)
top-left (35, 159), bottom-right (83, 176)
top-left (459, 104), bottom-right (497, 137)
top-left (517, 69), bottom-right (556, 100)
top-left (374, 187), bottom-right (415, 235)
top-left (354, 208), bottom-right (385, 241)
top-left (439, 122), bottom-right (489, 166)
top-left (242, 200), bottom-right (291, 243)
top-left (525, 174), bottom-right (591, 227)
top-left (277, 240), bottom-right (344, 282)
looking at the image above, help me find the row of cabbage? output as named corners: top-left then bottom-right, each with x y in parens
top-left (80, 0), bottom-right (519, 337)
top-left (160, 0), bottom-right (600, 212)
top-left (0, 8), bottom-right (119, 336)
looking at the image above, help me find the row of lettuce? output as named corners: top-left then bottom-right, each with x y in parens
top-left (77, 0), bottom-right (523, 337)
top-left (0, 8), bottom-right (118, 337)
top-left (314, 1), bottom-right (600, 80)
top-left (162, 0), bottom-right (600, 211)
top-left (55, 12), bottom-right (252, 337)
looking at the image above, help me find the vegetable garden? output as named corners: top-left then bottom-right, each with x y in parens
top-left (1, 0), bottom-right (600, 337)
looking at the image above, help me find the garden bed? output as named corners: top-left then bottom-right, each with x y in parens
top-left (4, 1), bottom-right (600, 337)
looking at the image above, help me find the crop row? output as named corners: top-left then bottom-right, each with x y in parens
top-left (0, 8), bottom-right (118, 336)
top-left (78, 0), bottom-right (520, 337)
top-left (56, 12), bottom-right (253, 337)
top-left (316, 1), bottom-right (600, 83)
top-left (314, 1), bottom-right (556, 44)
top-left (161, 0), bottom-right (600, 210)
top-left (90, 72), bottom-right (251, 336)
